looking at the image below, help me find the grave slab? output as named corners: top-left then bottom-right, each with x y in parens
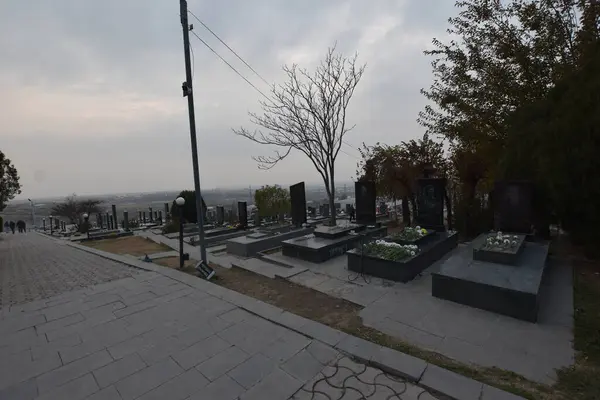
top-left (432, 234), bottom-right (549, 322)
top-left (348, 232), bottom-right (458, 283)
top-left (226, 227), bottom-right (314, 257)
top-left (281, 226), bottom-right (387, 264)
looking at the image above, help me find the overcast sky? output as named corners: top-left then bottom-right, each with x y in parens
top-left (1, 0), bottom-right (455, 200)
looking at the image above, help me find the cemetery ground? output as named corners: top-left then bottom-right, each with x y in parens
top-left (90, 232), bottom-right (598, 400)
top-left (82, 236), bottom-right (172, 257)
top-left (0, 233), bottom-right (444, 400)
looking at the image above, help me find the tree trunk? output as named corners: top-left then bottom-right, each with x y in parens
top-left (329, 180), bottom-right (337, 226)
top-left (409, 195), bottom-right (417, 226)
top-left (444, 189), bottom-right (453, 231)
top-left (402, 196), bottom-right (410, 226)
top-left (393, 197), bottom-right (398, 222)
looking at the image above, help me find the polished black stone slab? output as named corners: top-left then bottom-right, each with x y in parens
top-left (313, 223), bottom-right (363, 239)
top-left (385, 229), bottom-right (437, 246)
top-left (226, 227), bottom-right (314, 257)
top-left (432, 236), bottom-right (549, 322)
top-left (281, 226), bottom-right (387, 263)
top-left (348, 232), bottom-right (458, 283)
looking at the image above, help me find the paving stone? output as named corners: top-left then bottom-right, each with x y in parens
top-left (0, 353), bottom-right (61, 391)
top-left (239, 367), bottom-right (304, 400)
top-left (93, 353), bottom-right (147, 388)
top-left (218, 308), bottom-right (255, 324)
top-left (261, 331), bottom-right (311, 363)
top-left (114, 357), bottom-right (184, 400)
top-left (305, 340), bottom-right (340, 365)
top-left (335, 335), bottom-right (382, 362)
top-left (137, 368), bottom-right (208, 400)
top-left (0, 379), bottom-right (38, 400)
top-left (186, 374), bottom-right (245, 400)
top-left (36, 349), bottom-right (113, 392)
top-left (481, 384), bottom-right (526, 400)
top-left (420, 364), bottom-right (482, 400)
top-left (281, 349), bottom-right (325, 382)
top-left (196, 346), bottom-right (250, 381)
top-left (226, 353), bottom-right (277, 389)
top-left (0, 312), bottom-right (46, 334)
top-left (35, 312), bottom-right (85, 334)
top-left (371, 346), bottom-right (427, 382)
top-left (85, 385), bottom-right (123, 400)
top-left (296, 319), bottom-right (348, 347)
top-left (172, 334), bottom-right (231, 370)
top-left (36, 373), bottom-right (99, 400)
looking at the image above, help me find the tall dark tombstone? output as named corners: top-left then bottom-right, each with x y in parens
top-left (322, 204), bottom-right (329, 218)
top-left (111, 205), bottom-right (118, 229)
top-left (216, 206), bottom-right (225, 225)
top-left (346, 204), bottom-right (352, 214)
top-left (96, 213), bottom-right (102, 227)
top-left (149, 207), bottom-right (153, 222)
top-left (237, 201), bottom-right (248, 228)
top-left (158, 210), bottom-right (163, 225)
top-left (290, 182), bottom-right (307, 227)
top-left (307, 206), bottom-right (316, 218)
top-left (110, 215), bottom-right (115, 230)
top-left (254, 212), bottom-right (261, 226)
top-left (415, 175), bottom-right (446, 232)
top-left (493, 180), bottom-right (534, 234)
top-left (355, 181), bottom-right (377, 225)
top-left (55, 219), bottom-right (60, 229)
top-left (138, 211), bottom-right (142, 224)
top-left (142, 212), bottom-right (146, 224)
top-left (379, 202), bottom-right (388, 215)
top-left (334, 202), bottom-right (341, 211)
top-left (164, 203), bottom-right (170, 222)
top-left (123, 210), bottom-right (129, 231)
top-left (105, 213), bottom-right (110, 229)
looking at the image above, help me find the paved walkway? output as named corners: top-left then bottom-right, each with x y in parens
top-left (0, 234), bottom-right (442, 399)
top-left (0, 234), bottom-right (134, 309)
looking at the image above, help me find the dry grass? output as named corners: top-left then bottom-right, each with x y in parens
top-left (82, 236), bottom-right (171, 257)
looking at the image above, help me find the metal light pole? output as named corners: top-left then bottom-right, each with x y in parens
top-left (179, 0), bottom-right (207, 267)
top-left (28, 198), bottom-right (36, 230)
top-left (83, 213), bottom-right (90, 239)
top-left (176, 197), bottom-right (186, 269)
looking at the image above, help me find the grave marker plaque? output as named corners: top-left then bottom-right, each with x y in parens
top-left (355, 181), bottom-right (376, 225)
top-left (322, 203), bottom-right (329, 218)
top-left (290, 182), bottom-right (307, 227)
top-left (216, 206), bottom-right (224, 225)
top-left (493, 180), bottom-right (534, 234)
top-left (416, 178), bottom-right (446, 232)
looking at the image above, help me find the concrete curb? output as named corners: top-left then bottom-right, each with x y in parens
top-left (62, 236), bottom-right (525, 400)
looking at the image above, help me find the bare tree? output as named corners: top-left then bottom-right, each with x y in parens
top-left (233, 46), bottom-right (365, 225)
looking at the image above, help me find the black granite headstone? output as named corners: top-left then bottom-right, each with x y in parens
top-left (415, 178), bottom-right (446, 231)
top-left (149, 207), bottom-right (153, 222)
top-left (290, 182), bottom-right (307, 227)
top-left (493, 180), bottom-right (534, 234)
top-left (334, 202), bottom-right (341, 211)
top-left (322, 204), bottom-right (329, 218)
top-left (345, 204), bottom-right (352, 214)
top-left (307, 206), bottom-right (316, 218)
top-left (355, 181), bottom-right (376, 225)
top-left (379, 202), bottom-right (388, 215)
top-left (112, 205), bottom-right (118, 229)
top-left (216, 206), bottom-right (225, 225)
top-left (164, 203), bottom-right (170, 221)
top-left (238, 201), bottom-right (248, 228)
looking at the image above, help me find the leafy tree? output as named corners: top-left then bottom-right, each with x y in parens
top-left (254, 185), bottom-right (290, 219)
top-left (0, 150), bottom-right (21, 211)
top-left (171, 190), bottom-right (207, 224)
top-left (50, 194), bottom-right (102, 225)
top-left (234, 45), bottom-right (365, 225)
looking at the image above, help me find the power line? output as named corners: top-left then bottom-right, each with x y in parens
top-left (188, 10), bottom-right (270, 86)
top-left (187, 16), bottom-right (361, 160)
top-left (189, 30), bottom-right (271, 101)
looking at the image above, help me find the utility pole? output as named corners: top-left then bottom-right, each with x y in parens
top-left (179, 0), bottom-right (207, 267)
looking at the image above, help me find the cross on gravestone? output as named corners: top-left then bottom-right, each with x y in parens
top-left (112, 205), bottom-right (118, 229)
top-left (415, 177), bottom-right (446, 232)
top-left (493, 180), bottom-right (534, 234)
top-left (290, 182), bottom-right (307, 227)
top-left (149, 207), bottom-right (153, 222)
top-left (123, 210), bottom-right (129, 231)
top-left (237, 201), bottom-right (248, 228)
top-left (355, 181), bottom-right (377, 225)
top-left (216, 206), bottom-right (225, 225)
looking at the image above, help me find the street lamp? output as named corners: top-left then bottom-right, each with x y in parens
top-left (83, 213), bottom-right (90, 239)
top-left (175, 197), bottom-right (188, 269)
top-left (49, 215), bottom-right (54, 235)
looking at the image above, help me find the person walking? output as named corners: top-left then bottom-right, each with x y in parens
top-left (9, 221), bottom-right (16, 234)
top-left (349, 205), bottom-right (356, 222)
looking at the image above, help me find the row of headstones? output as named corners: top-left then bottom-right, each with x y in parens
top-left (95, 203), bottom-right (173, 231)
top-left (41, 218), bottom-right (67, 232)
